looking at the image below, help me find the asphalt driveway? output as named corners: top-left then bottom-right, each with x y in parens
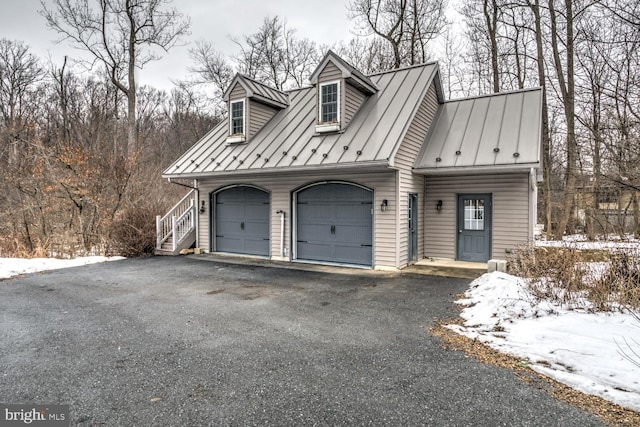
top-left (0, 256), bottom-right (604, 426)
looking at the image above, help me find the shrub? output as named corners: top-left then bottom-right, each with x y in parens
top-left (508, 244), bottom-right (640, 311)
top-left (509, 245), bottom-right (589, 306)
top-left (108, 202), bottom-right (161, 257)
top-left (592, 250), bottom-right (640, 310)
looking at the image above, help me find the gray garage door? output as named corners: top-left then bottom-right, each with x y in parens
top-left (296, 183), bottom-right (373, 266)
top-left (214, 186), bottom-right (270, 256)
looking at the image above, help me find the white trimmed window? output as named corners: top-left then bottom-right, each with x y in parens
top-left (229, 99), bottom-right (245, 141)
top-left (316, 81), bottom-right (340, 133)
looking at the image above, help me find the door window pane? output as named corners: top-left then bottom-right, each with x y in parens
top-left (464, 199), bottom-right (484, 230)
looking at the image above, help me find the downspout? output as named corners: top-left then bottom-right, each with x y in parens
top-left (530, 168), bottom-right (538, 241)
top-left (276, 210), bottom-right (286, 257)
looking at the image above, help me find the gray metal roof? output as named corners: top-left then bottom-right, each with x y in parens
top-left (413, 88), bottom-right (542, 174)
top-left (164, 62), bottom-right (439, 178)
top-left (309, 50), bottom-right (378, 95)
top-left (222, 74), bottom-right (289, 108)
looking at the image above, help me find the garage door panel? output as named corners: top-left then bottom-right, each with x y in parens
top-left (335, 204), bottom-right (372, 221)
top-left (297, 242), bottom-right (332, 260)
top-left (244, 204), bottom-right (270, 221)
top-left (335, 190), bottom-right (370, 201)
top-left (297, 185), bottom-right (330, 201)
top-left (334, 224), bottom-right (372, 243)
top-left (335, 245), bottom-right (372, 264)
top-left (214, 186), bottom-right (269, 256)
top-left (297, 224), bottom-right (331, 241)
top-left (244, 221), bottom-right (269, 236)
top-left (216, 204), bottom-right (242, 217)
top-left (242, 238), bottom-right (270, 256)
top-left (296, 183), bottom-right (372, 266)
top-left (216, 236), bottom-right (244, 253)
top-left (297, 204), bottom-right (334, 219)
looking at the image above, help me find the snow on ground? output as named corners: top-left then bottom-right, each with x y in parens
top-left (449, 271), bottom-right (640, 412)
top-left (536, 233), bottom-right (639, 250)
top-left (0, 256), bottom-right (125, 280)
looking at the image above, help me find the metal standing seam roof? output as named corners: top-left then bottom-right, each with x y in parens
top-left (163, 62), bottom-right (439, 178)
top-left (413, 88), bottom-right (542, 174)
top-left (222, 74), bottom-right (290, 108)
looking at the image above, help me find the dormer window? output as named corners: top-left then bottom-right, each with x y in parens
top-left (227, 99), bottom-right (246, 143)
top-left (316, 81), bottom-right (341, 133)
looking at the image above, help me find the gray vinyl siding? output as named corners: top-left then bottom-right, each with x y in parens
top-left (249, 100), bottom-right (278, 140)
top-left (229, 83), bottom-right (246, 100)
top-left (424, 173), bottom-right (532, 260)
top-left (394, 83), bottom-right (439, 267)
top-left (196, 169), bottom-right (398, 268)
top-left (317, 62), bottom-right (342, 83)
top-left (344, 82), bottom-right (367, 126)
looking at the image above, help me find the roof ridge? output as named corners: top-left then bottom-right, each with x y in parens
top-left (236, 73), bottom-right (289, 95)
top-left (445, 86), bottom-right (542, 103)
top-left (367, 61), bottom-right (439, 77)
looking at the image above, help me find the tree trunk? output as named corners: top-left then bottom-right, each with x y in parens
top-left (549, 0), bottom-right (577, 240)
top-left (484, 0), bottom-right (500, 93)
top-left (528, 0), bottom-right (553, 237)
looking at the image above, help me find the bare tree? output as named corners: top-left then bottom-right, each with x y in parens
top-left (41, 0), bottom-right (190, 155)
top-left (188, 40), bottom-right (234, 98)
top-left (232, 16), bottom-right (320, 90)
top-left (525, 0), bottom-right (553, 236)
top-left (348, 0), bottom-right (447, 68)
top-left (189, 16), bottom-right (320, 95)
top-left (0, 39), bottom-right (43, 162)
top-left (548, 0), bottom-right (578, 239)
top-left (331, 37), bottom-right (397, 75)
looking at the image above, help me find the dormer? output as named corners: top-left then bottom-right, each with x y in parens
top-left (222, 74), bottom-right (289, 144)
top-left (309, 51), bottom-right (378, 134)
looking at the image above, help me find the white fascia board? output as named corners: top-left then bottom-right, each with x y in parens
top-left (413, 162), bottom-right (540, 176)
top-left (162, 160), bottom-right (391, 180)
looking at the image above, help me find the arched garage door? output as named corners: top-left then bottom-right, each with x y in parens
top-left (295, 182), bottom-right (373, 266)
top-left (213, 186), bottom-right (270, 256)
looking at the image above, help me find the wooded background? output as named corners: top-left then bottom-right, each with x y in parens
top-left (1, 0), bottom-right (638, 257)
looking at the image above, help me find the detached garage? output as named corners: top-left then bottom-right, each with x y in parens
top-left (159, 51), bottom-right (542, 269)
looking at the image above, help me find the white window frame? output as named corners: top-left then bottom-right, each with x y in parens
top-left (316, 80), bottom-right (340, 133)
top-left (227, 99), bottom-right (246, 143)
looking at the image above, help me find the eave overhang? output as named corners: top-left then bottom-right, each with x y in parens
top-left (163, 159), bottom-right (392, 180)
top-left (413, 162), bottom-right (541, 176)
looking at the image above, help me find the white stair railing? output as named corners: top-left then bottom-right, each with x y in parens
top-left (156, 190), bottom-right (196, 251)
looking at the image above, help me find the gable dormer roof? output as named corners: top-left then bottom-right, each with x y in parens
top-left (222, 74), bottom-right (290, 109)
top-left (309, 50), bottom-right (378, 95)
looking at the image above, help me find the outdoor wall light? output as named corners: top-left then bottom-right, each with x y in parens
top-left (200, 200), bottom-right (206, 214)
top-left (436, 200), bottom-right (443, 211)
top-left (381, 199), bottom-right (388, 212)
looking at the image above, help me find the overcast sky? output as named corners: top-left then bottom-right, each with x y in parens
top-left (0, 0), bottom-right (356, 90)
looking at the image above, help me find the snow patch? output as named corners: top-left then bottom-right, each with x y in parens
top-left (0, 256), bottom-right (125, 280)
top-left (450, 271), bottom-right (640, 412)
